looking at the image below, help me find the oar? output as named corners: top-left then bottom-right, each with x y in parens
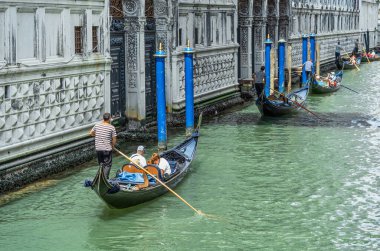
top-left (340, 84), bottom-right (359, 94)
top-left (270, 88), bottom-right (323, 120)
top-left (114, 148), bottom-right (204, 216)
top-left (342, 48), bottom-right (360, 71)
top-left (363, 49), bottom-right (371, 64)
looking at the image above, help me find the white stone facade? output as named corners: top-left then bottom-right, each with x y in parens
top-left (170, 0), bottom-right (239, 112)
top-left (0, 0), bottom-right (111, 164)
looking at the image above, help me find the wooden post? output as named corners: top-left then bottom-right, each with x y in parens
top-left (287, 43), bottom-right (292, 93)
top-left (316, 42), bottom-right (320, 76)
top-left (270, 49), bottom-right (275, 95)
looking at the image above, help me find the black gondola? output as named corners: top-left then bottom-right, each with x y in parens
top-left (311, 71), bottom-right (343, 94)
top-left (256, 83), bottom-right (309, 117)
top-left (87, 128), bottom-right (200, 209)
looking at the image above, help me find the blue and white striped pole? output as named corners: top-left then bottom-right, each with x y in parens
top-left (310, 34), bottom-right (316, 74)
top-left (278, 39), bottom-right (286, 93)
top-left (264, 36), bottom-right (273, 97)
top-left (154, 44), bottom-right (167, 151)
top-left (302, 34), bottom-right (309, 86)
top-left (184, 43), bottom-right (194, 137)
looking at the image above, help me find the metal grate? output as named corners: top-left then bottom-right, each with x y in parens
top-left (92, 26), bottom-right (98, 52)
top-left (75, 26), bottom-right (82, 54)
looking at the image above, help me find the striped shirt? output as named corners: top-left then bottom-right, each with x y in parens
top-left (92, 123), bottom-right (116, 151)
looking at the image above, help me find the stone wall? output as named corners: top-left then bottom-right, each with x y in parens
top-left (0, 1), bottom-right (111, 166)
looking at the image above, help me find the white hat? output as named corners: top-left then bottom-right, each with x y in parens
top-left (137, 145), bottom-right (145, 152)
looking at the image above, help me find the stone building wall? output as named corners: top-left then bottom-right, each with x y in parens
top-left (0, 0), bottom-right (111, 166)
top-left (289, 0), bottom-right (361, 66)
top-left (170, 0), bottom-right (240, 114)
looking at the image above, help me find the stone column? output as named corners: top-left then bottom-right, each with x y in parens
top-left (4, 7), bottom-right (17, 65)
top-left (253, 17), bottom-right (266, 72)
top-left (154, 0), bottom-right (173, 113)
top-left (238, 0), bottom-right (253, 79)
top-left (36, 8), bottom-right (46, 62)
top-left (124, 1), bottom-right (146, 129)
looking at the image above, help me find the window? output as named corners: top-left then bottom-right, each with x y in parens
top-left (4, 85), bottom-right (10, 99)
top-left (92, 26), bottom-right (98, 52)
top-left (75, 26), bottom-right (82, 54)
top-left (178, 28), bottom-right (182, 46)
top-left (194, 28), bottom-right (199, 45)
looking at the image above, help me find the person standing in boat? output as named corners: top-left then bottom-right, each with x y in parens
top-left (130, 145), bottom-right (147, 167)
top-left (335, 41), bottom-right (343, 60)
top-left (253, 66), bottom-right (265, 99)
top-left (352, 39), bottom-right (359, 56)
top-left (302, 58), bottom-right (313, 80)
top-left (90, 112), bottom-right (117, 179)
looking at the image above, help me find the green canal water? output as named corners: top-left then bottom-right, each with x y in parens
top-left (1, 63), bottom-right (379, 250)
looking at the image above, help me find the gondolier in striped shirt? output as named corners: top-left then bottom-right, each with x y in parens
top-left (90, 112), bottom-right (117, 179)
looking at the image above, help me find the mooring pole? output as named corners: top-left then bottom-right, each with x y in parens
top-left (184, 41), bottom-right (194, 137)
top-left (154, 43), bottom-right (167, 151)
top-left (278, 39), bottom-right (286, 93)
top-left (316, 42), bottom-right (320, 76)
top-left (264, 36), bottom-right (273, 97)
top-left (310, 33), bottom-right (316, 74)
top-left (302, 34), bottom-right (309, 86)
top-left (287, 42), bottom-right (292, 93)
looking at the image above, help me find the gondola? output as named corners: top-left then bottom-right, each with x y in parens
top-left (311, 71), bottom-right (343, 94)
top-left (364, 55), bottom-right (380, 62)
top-left (256, 81), bottom-right (310, 117)
top-left (87, 126), bottom-right (200, 209)
top-left (342, 56), bottom-right (361, 69)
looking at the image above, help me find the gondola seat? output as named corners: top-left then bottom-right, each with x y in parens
top-left (118, 164), bottom-right (149, 189)
top-left (145, 165), bottom-right (163, 185)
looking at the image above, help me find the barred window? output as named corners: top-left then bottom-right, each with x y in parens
top-left (92, 26), bottom-right (98, 52)
top-left (75, 26), bottom-right (83, 54)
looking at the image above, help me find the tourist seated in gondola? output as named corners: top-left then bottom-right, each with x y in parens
top-left (148, 153), bottom-right (171, 180)
top-left (130, 145), bottom-right (147, 167)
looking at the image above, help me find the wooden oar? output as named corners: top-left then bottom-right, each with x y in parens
top-left (363, 49), bottom-right (371, 64)
top-left (270, 88), bottom-right (323, 120)
top-left (342, 48), bottom-right (360, 71)
top-left (340, 84), bottom-right (359, 94)
top-left (114, 148), bottom-right (204, 216)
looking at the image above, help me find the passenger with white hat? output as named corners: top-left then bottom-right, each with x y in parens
top-left (130, 145), bottom-right (147, 167)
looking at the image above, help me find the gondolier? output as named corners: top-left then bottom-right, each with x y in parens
top-left (253, 66), bottom-right (265, 99)
top-left (90, 112), bottom-right (117, 179)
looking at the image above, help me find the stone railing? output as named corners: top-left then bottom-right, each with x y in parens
top-left (0, 60), bottom-right (110, 163)
top-left (289, 32), bottom-right (362, 66)
top-left (171, 45), bottom-right (239, 110)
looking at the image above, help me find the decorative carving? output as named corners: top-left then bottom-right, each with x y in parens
top-left (125, 0), bottom-right (138, 15)
top-left (178, 52), bottom-right (236, 99)
top-left (110, 19), bottom-right (124, 31)
top-left (0, 72), bottom-right (105, 146)
top-left (254, 0), bottom-right (263, 16)
top-left (155, 0), bottom-right (167, 16)
top-left (240, 27), bottom-right (248, 53)
top-left (239, 0), bottom-right (249, 16)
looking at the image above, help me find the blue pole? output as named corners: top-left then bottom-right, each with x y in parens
top-left (278, 39), bottom-right (286, 93)
top-left (302, 34), bottom-right (309, 85)
top-left (154, 45), bottom-right (167, 150)
top-left (184, 45), bottom-right (194, 137)
top-left (264, 37), bottom-right (273, 97)
top-left (310, 34), bottom-right (316, 74)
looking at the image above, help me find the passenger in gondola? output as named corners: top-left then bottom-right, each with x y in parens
top-left (352, 39), bottom-right (359, 56)
top-left (130, 145), bottom-right (147, 167)
top-left (149, 153), bottom-right (171, 180)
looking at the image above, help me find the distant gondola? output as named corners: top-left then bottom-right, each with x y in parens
top-left (87, 130), bottom-right (200, 209)
top-left (342, 56), bottom-right (361, 69)
top-left (311, 71), bottom-right (343, 94)
top-left (364, 56), bottom-right (380, 62)
top-left (256, 83), bottom-right (310, 116)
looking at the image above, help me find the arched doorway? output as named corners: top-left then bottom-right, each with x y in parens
top-left (144, 0), bottom-right (156, 122)
top-left (109, 0), bottom-right (126, 119)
